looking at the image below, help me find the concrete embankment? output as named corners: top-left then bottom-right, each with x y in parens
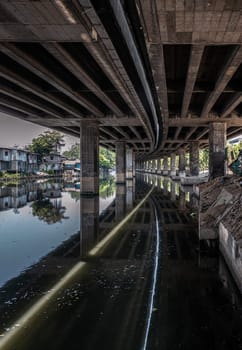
top-left (199, 176), bottom-right (242, 292)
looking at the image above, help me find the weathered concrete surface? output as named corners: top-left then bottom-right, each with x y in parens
top-left (178, 149), bottom-right (186, 177)
top-left (80, 121), bottom-right (99, 195)
top-left (209, 123), bottom-right (226, 179)
top-left (170, 153), bottom-right (176, 176)
top-left (116, 141), bottom-right (126, 184)
top-left (190, 141), bottom-right (199, 176)
top-left (219, 223), bottom-right (242, 293)
top-left (126, 149), bottom-right (133, 179)
top-left (181, 176), bottom-right (207, 185)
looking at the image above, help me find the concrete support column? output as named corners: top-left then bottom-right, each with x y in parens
top-left (209, 122), bottom-right (226, 179)
top-left (116, 141), bottom-right (126, 184)
top-left (132, 153), bottom-right (136, 177)
top-left (157, 158), bottom-right (161, 174)
top-left (170, 153), bottom-right (176, 176)
top-left (80, 121), bottom-right (99, 195)
top-left (152, 159), bottom-right (156, 173)
top-left (190, 141), bottom-right (199, 176)
top-left (178, 148), bottom-right (186, 177)
top-left (163, 156), bottom-right (169, 175)
top-left (126, 149), bottom-right (133, 179)
top-left (148, 160), bottom-right (152, 172)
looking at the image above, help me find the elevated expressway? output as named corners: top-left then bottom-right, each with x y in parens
top-left (0, 1), bottom-right (242, 191)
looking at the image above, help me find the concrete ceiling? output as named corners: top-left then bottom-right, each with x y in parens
top-left (0, 0), bottom-right (242, 158)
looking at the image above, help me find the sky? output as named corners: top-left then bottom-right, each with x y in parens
top-left (0, 113), bottom-right (78, 152)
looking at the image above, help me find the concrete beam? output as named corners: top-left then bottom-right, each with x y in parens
top-left (42, 42), bottom-right (123, 116)
top-left (181, 45), bottom-right (204, 118)
top-left (0, 43), bottom-right (103, 117)
top-left (221, 93), bottom-right (242, 118)
top-left (201, 45), bottom-right (242, 118)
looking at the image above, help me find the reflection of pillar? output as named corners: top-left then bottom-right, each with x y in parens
top-left (163, 177), bottom-right (169, 195)
top-left (178, 148), bottom-right (186, 177)
top-left (126, 179), bottom-right (134, 211)
top-left (171, 180), bottom-right (176, 201)
top-left (178, 190), bottom-right (186, 211)
top-left (163, 156), bottom-right (168, 175)
top-left (80, 196), bottom-right (99, 257)
top-left (116, 141), bottom-right (126, 184)
top-left (126, 149), bottom-right (133, 179)
top-left (116, 184), bottom-right (126, 220)
top-left (157, 158), bottom-right (161, 174)
top-left (190, 141), bottom-right (199, 176)
top-left (170, 153), bottom-right (176, 176)
top-left (209, 122), bottom-right (226, 178)
top-left (80, 121), bottom-right (99, 195)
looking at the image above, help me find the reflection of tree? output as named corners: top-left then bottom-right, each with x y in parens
top-left (69, 191), bottom-right (80, 201)
top-left (99, 177), bottom-right (115, 199)
top-left (31, 199), bottom-right (67, 224)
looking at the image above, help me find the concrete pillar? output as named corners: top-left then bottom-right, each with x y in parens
top-left (152, 159), bottom-right (156, 173)
top-left (126, 149), bottom-right (133, 179)
top-left (80, 121), bottom-right (99, 195)
top-left (116, 141), bottom-right (126, 184)
top-left (157, 158), bottom-right (161, 174)
top-left (209, 122), bottom-right (226, 179)
top-left (170, 153), bottom-right (176, 176)
top-left (178, 148), bottom-right (186, 177)
top-left (80, 196), bottom-right (99, 257)
top-left (132, 153), bottom-right (136, 177)
top-left (190, 141), bottom-right (199, 176)
top-left (163, 156), bottom-right (169, 175)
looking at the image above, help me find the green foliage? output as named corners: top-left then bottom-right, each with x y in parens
top-left (62, 144), bottom-right (115, 171)
top-left (226, 141), bottom-right (242, 164)
top-left (199, 148), bottom-right (209, 171)
top-left (28, 131), bottom-right (64, 160)
top-left (63, 143), bottom-right (80, 159)
top-left (99, 147), bottom-right (115, 170)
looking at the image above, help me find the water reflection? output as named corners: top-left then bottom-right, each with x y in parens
top-left (0, 175), bottom-right (242, 350)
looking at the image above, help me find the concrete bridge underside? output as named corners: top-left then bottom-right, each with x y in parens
top-left (0, 1), bottom-right (242, 192)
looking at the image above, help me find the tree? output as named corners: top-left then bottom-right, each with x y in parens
top-left (63, 143), bottom-right (80, 159)
top-left (199, 148), bottom-right (209, 172)
top-left (28, 131), bottom-right (64, 160)
top-left (62, 144), bottom-right (115, 171)
top-left (99, 147), bottom-right (115, 171)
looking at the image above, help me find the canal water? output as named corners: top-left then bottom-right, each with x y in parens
top-left (0, 175), bottom-right (241, 350)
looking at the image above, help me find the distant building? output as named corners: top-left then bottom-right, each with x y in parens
top-left (0, 147), bottom-right (38, 174)
top-left (40, 142), bottom-right (64, 174)
top-left (63, 159), bottom-right (80, 176)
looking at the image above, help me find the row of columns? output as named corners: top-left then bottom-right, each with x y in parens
top-left (79, 121), bottom-right (226, 195)
top-left (137, 123), bottom-right (226, 179)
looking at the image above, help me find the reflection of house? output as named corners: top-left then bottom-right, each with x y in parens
top-left (0, 147), bottom-right (38, 173)
top-left (63, 159), bottom-right (80, 175)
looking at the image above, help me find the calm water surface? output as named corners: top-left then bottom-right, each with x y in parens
top-left (0, 175), bottom-right (241, 350)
